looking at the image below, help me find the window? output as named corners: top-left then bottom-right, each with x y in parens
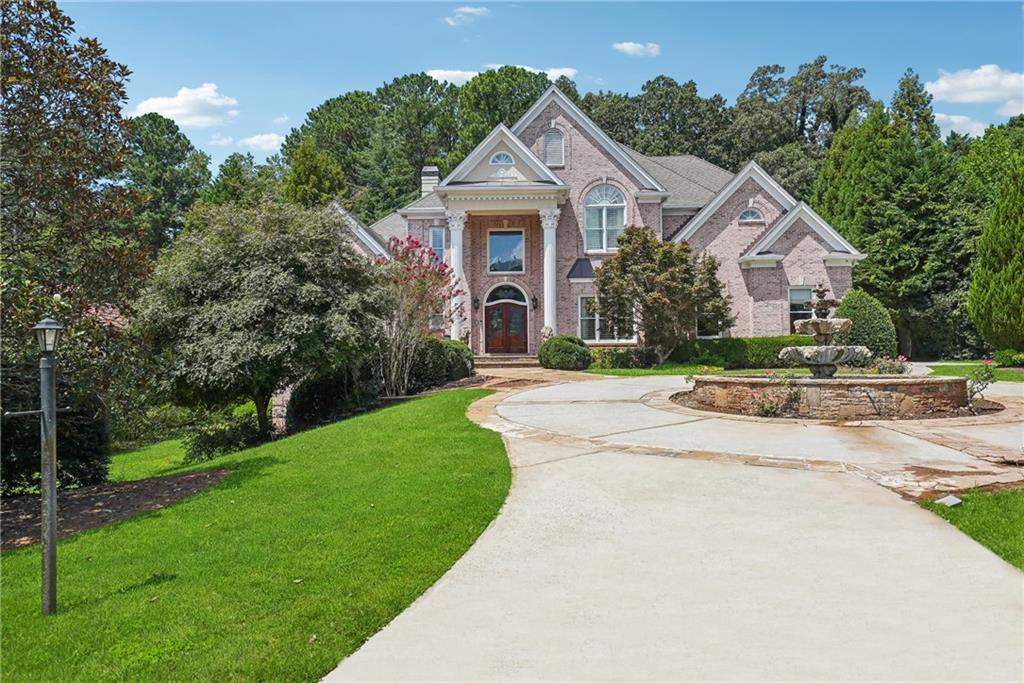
top-left (789, 288), bottom-right (813, 332)
top-left (429, 228), bottom-right (444, 265)
top-left (584, 185), bottom-right (626, 252)
top-left (738, 208), bottom-right (763, 222)
top-left (486, 284), bottom-right (526, 304)
top-left (488, 230), bottom-right (524, 273)
top-left (543, 129), bottom-right (564, 166)
top-left (489, 151), bottom-right (514, 165)
top-left (578, 296), bottom-right (634, 342)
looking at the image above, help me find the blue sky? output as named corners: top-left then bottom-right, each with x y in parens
top-left (63, 2), bottom-right (1024, 169)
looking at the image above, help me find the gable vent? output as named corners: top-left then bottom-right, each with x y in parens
top-left (543, 129), bottom-right (564, 166)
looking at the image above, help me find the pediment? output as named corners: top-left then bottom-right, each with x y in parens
top-left (439, 124), bottom-right (564, 188)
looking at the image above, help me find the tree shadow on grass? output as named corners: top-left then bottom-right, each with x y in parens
top-left (64, 572), bottom-right (179, 611)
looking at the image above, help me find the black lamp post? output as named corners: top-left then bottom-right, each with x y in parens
top-left (32, 318), bottom-right (63, 615)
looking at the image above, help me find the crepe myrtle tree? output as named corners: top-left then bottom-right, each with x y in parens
top-left (595, 225), bottom-right (733, 363)
top-left (373, 236), bottom-right (462, 397)
top-left (137, 200), bottom-right (383, 435)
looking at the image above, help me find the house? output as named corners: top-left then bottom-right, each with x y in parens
top-left (349, 85), bottom-right (864, 355)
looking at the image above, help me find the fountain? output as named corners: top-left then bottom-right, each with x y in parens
top-left (778, 284), bottom-right (871, 378)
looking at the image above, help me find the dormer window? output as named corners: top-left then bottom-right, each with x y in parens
top-left (543, 129), bottom-right (564, 166)
top-left (489, 151), bottom-right (514, 165)
top-left (738, 208), bottom-right (763, 222)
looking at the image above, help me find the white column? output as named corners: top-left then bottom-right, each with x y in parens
top-left (446, 209), bottom-right (467, 340)
top-left (539, 207), bottom-right (560, 335)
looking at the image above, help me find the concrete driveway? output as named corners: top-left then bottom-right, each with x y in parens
top-left (328, 376), bottom-right (1023, 681)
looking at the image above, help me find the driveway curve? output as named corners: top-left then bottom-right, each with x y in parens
top-left (327, 376), bottom-right (1023, 681)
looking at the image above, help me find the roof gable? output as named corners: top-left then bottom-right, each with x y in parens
top-left (511, 86), bottom-right (666, 192)
top-left (330, 202), bottom-right (389, 259)
top-left (741, 202), bottom-right (863, 260)
top-left (439, 123), bottom-right (564, 187)
top-left (671, 161), bottom-right (796, 243)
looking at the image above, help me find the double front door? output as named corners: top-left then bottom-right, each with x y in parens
top-left (485, 302), bottom-right (528, 353)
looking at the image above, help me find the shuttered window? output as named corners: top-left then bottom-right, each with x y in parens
top-left (543, 129), bottom-right (564, 166)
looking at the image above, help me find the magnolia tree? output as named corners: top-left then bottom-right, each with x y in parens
top-left (373, 236), bottom-right (462, 396)
top-left (595, 225), bottom-right (733, 363)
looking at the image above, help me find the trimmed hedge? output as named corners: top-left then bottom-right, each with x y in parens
top-left (669, 335), bottom-right (815, 369)
top-left (590, 346), bottom-right (659, 369)
top-left (441, 339), bottom-right (474, 381)
top-left (538, 335), bottom-right (592, 370)
top-left (993, 349), bottom-right (1024, 367)
top-left (833, 289), bottom-right (898, 358)
top-left (409, 337), bottom-right (474, 394)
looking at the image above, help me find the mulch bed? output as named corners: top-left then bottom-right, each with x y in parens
top-left (1, 469), bottom-right (230, 552)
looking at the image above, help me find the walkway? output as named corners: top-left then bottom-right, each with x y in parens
top-left (327, 375), bottom-right (1023, 681)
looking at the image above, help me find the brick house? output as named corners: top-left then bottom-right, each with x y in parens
top-left (348, 85), bottom-right (864, 355)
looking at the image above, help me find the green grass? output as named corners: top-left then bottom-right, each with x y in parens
top-left (927, 362), bottom-right (1024, 382)
top-left (585, 362), bottom-right (722, 376)
top-left (920, 490), bottom-right (1024, 570)
top-left (108, 439), bottom-right (189, 482)
top-left (2, 389), bottom-right (510, 682)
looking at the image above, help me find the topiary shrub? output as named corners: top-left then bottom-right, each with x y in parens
top-left (538, 335), bottom-right (592, 370)
top-left (590, 346), bottom-right (659, 369)
top-left (669, 335), bottom-right (814, 369)
top-left (833, 289), bottom-right (898, 358)
top-left (441, 339), bottom-right (474, 380)
top-left (183, 413), bottom-right (264, 463)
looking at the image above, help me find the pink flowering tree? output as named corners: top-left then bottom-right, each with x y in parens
top-left (372, 236), bottom-right (462, 396)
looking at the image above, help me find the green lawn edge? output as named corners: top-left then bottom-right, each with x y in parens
top-left (920, 490), bottom-right (1024, 571)
top-left (2, 388), bottom-right (510, 682)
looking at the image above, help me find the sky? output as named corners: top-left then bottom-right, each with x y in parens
top-left (61, 1), bottom-right (1024, 169)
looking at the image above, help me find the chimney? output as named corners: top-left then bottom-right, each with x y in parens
top-left (420, 166), bottom-right (440, 197)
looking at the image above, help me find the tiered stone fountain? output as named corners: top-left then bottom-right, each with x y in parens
top-left (778, 284), bottom-right (871, 378)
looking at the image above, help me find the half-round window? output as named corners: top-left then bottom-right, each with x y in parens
top-left (543, 129), bottom-right (564, 166)
top-left (583, 184), bottom-right (626, 251)
top-left (489, 151), bottom-right (514, 165)
top-left (486, 284), bottom-right (527, 304)
top-left (738, 208), bottom-right (763, 221)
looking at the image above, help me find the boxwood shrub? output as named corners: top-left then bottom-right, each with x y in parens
top-left (833, 289), bottom-right (898, 358)
top-left (590, 346), bottom-right (660, 369)
top-left (669, 335), bottom-right (815, 369)
top-left (538, 335), bottom-right (592, 370)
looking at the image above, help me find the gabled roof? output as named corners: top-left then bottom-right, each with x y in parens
top-left (671, 161), bottom-right (797, 244)
top-left (623, 147), bottom-right (732, 208)
top-left (330, 202), bottom-right (390, 259)
top-left (511, 86), bottom-right (666, 193)
top-left (740, 202), bottom-right (864, 263)
top-left (439, 123), bottom-right (565, 188)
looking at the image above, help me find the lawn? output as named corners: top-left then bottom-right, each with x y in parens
top-left (585, 362), bottom-right (721, 376)
top-left (920, 490), bottom-right (1024, 571)
top-left (1, 389), bottom-right (510, 682)
top-left (927, 362), bottom-right (1024, 382)
top-left (108, 438), bottom-right (190, 482)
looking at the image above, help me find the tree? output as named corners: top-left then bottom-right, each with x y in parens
top-left (1, 1), bottom-right (150, 489)
top-left (282, 136), bottom-right (345, 207)
top-left (376, 73), bottom-right (459, 182)
top-left (968, 152), bottom-right (1024, 350)
top-left (453, 66), bottom-right (551, 161)
top-left (553, 75), bottom-right (581, 104)
top-left (351, 122), bottom-right (417, 223)
top-left (595, 226), bottom-right (732, 362)
top-left (833, 289), bottom-right (898, 357)
top-left (632, 76), bottom-right (731, 163)
top-left (372, 237), bottom-right (461, 397)
top-left (753, 142), bottom-right (822, 200)
top-left (202, 152), bottom-right (283, 205)
top-left (137, 201), bottom-right (382, 435)
top-left (580, 91), bottom-right (639, 148)
top-left (120, 112), bottom-right (211, 254)
top-left (890, 68), bottom-right (940, 142)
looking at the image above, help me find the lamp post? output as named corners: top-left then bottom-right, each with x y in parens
top-left (33, 318), bottom-right (63, 615)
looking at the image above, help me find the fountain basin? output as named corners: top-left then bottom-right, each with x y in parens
top-left (685, 375), bottom-right (969, 420)
top-left (778, 345), bottom-right (872, 378)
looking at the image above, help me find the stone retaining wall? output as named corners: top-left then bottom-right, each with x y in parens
top-left (688, 375), bottom-right (969, 419)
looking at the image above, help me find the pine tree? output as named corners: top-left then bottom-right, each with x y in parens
top-left (282, 137), bottom-right (345, 208)
top-left (968, 152), bottom-right (1024, 350)
top-left (890, 68), bottom-right (940, 142)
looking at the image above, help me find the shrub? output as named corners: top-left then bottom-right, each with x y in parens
top-left (967, 360), bottom-right (997, 400)
top-left (441, 339), bottom-right (474, 380)
top-left (285, 365), bottom-right (380, 432)
top-left (669, 336), bottom-right (814, 369)
top-left (870, 355), bottom-right (910, 375)
top-left (590, 346), bottom-right (659, 369)
top-left (183, 413), bottom-right (264, 463)
top-left (409, 336), bottom-right (450, 394)
top-left (538, 335), bottom-right (592, 370)
top-left (833, 289), bottom-right (898, 357)
top-left (993, 349), bottom-right (1024, 367)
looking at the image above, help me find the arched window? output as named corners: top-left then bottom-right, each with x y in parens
top-left (543, 129), bottom-right (564, 166)
top-left (486, 284), bottom-right (527, 304)
top-left (489, 151), bottom-right (514, 165)
top-left (583, 184), bottom-right (626, 251)
top-left (738, 208), bottom-right (763, 222)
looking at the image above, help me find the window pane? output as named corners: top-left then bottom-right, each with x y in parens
top-left (584, 184), bottom-right (626, 207)
top-left (585, 228), bottom-right (604, 251)
top-left (605, 207), bottom-right (624, 229)
top-left (488, 230), bottom-right (524, 272)
top-left (584, 207), bottom-right (601, 231)
top-left (606, 228), bottom-right (624, 248)
top-left (487, 285), bottom-right (526, 303)
top-left (580, 318), bottom-right (597, 340)
top-left (430, 229), bottom-right (444, 263)
top-left (789, 288), bottom-right (812, 312)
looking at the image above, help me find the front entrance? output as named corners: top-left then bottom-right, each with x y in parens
top-left (484, 284), bottom-right (528, 353)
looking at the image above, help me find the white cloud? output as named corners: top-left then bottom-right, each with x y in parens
top-left (238, 133), bottom-right (285, 152)
top-left (997, 99), bottom-right (1023, 116)
top-left (935, 113), bottom-right (989, 138)
top-left (427, 69), bottom-right (479, 85)
top-left (209, 133), bottom-right (234, 146)
top-left (443, 6), bottom-right (489, 27)
top-left (611, 42), bottom-right (661, 57)
top-left (133, 83), bottom-right (239, 127)
top-left (272, 114), bottom-right (289, 125)
top-left (484, 64), bottom-right (578, 80)
top-left (926, 65), bottom-right (1022, 103)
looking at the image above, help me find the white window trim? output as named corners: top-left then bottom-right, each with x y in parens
top-left (429, 227), bottom-right (445, 264)
top-left (489, 151), bottom-right (514, 165)
top-left (577, 295), bottom-right (637, 344)
top-left (543, 128), bottom-right (565, 167)
top-left (787, 286), bottom-right (815, 331)
top-left (486, 227), bottom-right (527, 275)
top-left (583, 184), bottom-right (627, 254)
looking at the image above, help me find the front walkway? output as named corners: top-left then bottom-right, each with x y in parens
top-left (327, 375), bottom-right (1023, 681)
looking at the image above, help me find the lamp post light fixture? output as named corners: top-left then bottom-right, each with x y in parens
top-left (32, 317), bottom-right (63, 615)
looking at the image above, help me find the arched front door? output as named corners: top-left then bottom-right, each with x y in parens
top-left (484, 284), bottom-right (528, 354)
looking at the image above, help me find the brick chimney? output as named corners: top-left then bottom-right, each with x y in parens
top-left (420, 166), bottom-right (440, 197)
